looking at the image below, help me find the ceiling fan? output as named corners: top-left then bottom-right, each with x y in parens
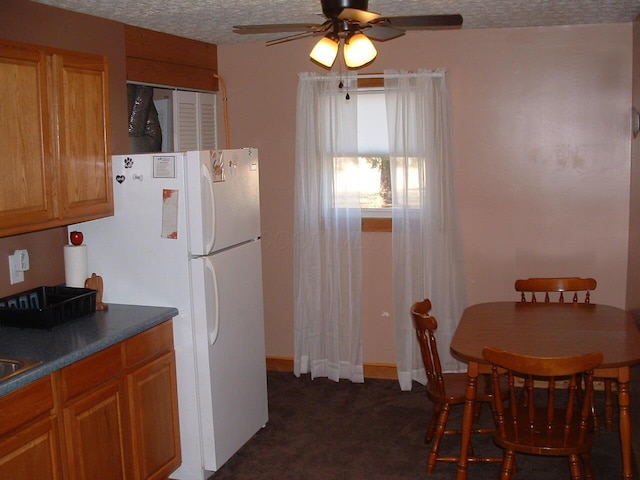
top-left (233, 0), bottom-right (463, 69)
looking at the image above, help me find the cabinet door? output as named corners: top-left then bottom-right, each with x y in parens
top-left (0, 416), bottom-right (62, 480)
top-left (126, 351), bottom-right (181, 480)
top-left (0, 42), bottom-right (56, 234)
top-left (62, 379), bottom-right (128, 480)
top-left (53, 51), bottom-right (113, 222)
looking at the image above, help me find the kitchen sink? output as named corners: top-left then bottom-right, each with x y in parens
top-left (0, 358), bottom-right (41, 381)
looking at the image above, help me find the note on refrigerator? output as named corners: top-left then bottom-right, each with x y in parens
top-left (161, 189), bottom-right (179, 239)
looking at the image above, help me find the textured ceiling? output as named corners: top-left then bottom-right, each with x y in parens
top-left (32, 0), bottom-right (640, 45)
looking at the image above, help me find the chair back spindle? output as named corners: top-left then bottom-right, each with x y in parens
top-left (515, 277), bottom-right (596, 304)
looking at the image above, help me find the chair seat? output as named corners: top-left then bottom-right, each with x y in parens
top-left (494, 407), bottom-right (596, 455)
top-left (426, 372), bottom-right (494, 404)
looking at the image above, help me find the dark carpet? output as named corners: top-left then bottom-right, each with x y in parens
top-left (209, 371), bottom-right (632, 479)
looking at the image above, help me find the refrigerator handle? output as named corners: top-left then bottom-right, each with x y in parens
top-left (202, 161), bottom-right (216, 254)
top-left (204, 256), bottom-right (221, 346)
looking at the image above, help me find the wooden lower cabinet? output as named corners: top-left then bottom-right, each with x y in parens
top-left (127, 351), bottom-right (180, 480)
top-left (0, 321), bottom-right (180, 480)
top-left (61, 321), bottom-right (180, 480)
top-left (62, 379), bottom-right (128, 479)
top-left (0, 375), bottom-right (61, 480)
top-left (0, 416), bottom-right (61, 480)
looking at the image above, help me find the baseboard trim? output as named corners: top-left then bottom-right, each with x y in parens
top-left (265, 356), bottom-right (294, 372)
top-left (265, 357), bottom-right (611, 388)
top-left (363, 363), bottom-right (398, 379)
top-left (266, 357), bottom-right (398, 380)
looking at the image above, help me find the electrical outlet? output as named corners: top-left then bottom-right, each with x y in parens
top-left (8, 249), bottom-right (29, 285)
top-left (8, 253), bottom-right (24, 284)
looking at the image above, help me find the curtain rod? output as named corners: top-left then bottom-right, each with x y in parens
top-left (359, 69), bottom-right (446, 79)
top-left (300, 69), bottom-right (446, 81)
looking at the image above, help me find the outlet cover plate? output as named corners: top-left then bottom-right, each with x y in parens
top-left (8, 253), bottom-right (24, 285)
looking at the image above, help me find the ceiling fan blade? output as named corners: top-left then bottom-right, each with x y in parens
top-left (378, 14), bottom-right (463, 30)
top-left (363, 25), bottom-right (406, 41)
top-left (233, 23), bottom-right (322, 34)
top-left (338, 7), bottom-right (380, 23)
top-left (266, 30), bottom-right (325, 46)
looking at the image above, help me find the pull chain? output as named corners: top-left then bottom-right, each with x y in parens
top-left (337, 45), bottom-right (350, 100)
top-left (345, 68), bottom-right (351, 100)
top-left (339, 73), bottom-right (351, 100)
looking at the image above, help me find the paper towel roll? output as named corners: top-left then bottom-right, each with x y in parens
top-left (64, 244), bottom-right (88, 288)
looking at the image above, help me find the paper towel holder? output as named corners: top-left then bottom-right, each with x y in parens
top-left (85, 273), bottom-right (108, 311)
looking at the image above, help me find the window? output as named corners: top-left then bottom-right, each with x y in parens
top-left (331, 77), bottom-right (425, 231)
top-left (333, 87), bottom-right (392, 229)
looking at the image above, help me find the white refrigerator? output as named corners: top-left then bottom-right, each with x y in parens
top-left (70, 149), bottom-right (268, 479)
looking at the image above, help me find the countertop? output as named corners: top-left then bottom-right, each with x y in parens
top-left (0, 303), bottom-right (179, 396)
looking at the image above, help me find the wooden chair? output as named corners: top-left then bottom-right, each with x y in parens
top-left (411, 299), bottom-right (502, 473)
top-left (482, 347), bottom-right (603, 480)
top-left (514, 276), bottom-right (614, 432)
top-left (514, 277), bottom-right (596, 303)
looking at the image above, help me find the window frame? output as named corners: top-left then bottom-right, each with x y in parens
top-left (362, 217), bottom-right (391, 232)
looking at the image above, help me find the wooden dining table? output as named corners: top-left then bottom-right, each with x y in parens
top-left (449, 301), bottom-right (640, 480)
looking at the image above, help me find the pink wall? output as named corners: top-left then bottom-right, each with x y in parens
top-left (218, 24), bottom-right (633, 363)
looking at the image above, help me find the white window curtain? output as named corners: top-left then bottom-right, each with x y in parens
top-left (293, 72), bottom-right (364, 383)
top-left (385, 69), bottom-right (467, 391)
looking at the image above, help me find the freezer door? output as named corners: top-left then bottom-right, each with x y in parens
top-left (185, 149), bottom-right (261, 256)
top-left (189, 239), bottom-right (268, 471)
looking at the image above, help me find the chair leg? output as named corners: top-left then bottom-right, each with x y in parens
top-left (425, 403), bottom-right (442, 444)
top-left (568, 454), bottom-right (583, 480)
top-left (604, 379), bottom-right (614, 432)
top-left (427, 403), bottom-right (450, 474)
top-left (499, 450), bottom-right (516, 480)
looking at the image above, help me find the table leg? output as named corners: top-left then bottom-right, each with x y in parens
top-left (456, 361), bottom-right (479, 480)
top-left (617, 367), bottom-right (634, 480)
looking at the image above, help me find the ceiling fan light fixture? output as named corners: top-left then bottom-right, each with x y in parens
top-left (310, 34), bottom-right (340, 68)
top-left (343, 32), bottom-right (377, 68)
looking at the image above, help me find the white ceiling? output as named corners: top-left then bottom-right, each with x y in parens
top-left (32, 0), bottom-right (640, 46)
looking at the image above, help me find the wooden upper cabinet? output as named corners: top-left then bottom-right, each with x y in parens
top-left (0, 43), bottom-right (55, 230)
top-left (0, 40), bottom-right (112, 237)
top-left (53, 51), bottom-right (112, 221)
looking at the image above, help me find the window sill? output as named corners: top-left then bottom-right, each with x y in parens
top-left (362, 217), bottom-right (391, 232)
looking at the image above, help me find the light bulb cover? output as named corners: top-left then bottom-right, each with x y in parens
top-left (344, 33), bottom-right (377, 68)
top-left (310, 35), bottom-right (339, 68)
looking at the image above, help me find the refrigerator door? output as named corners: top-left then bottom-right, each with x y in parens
top-left (190, 239), bottom-right (268, 471)
top-left (185, 149), bottom-right (261, 256)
